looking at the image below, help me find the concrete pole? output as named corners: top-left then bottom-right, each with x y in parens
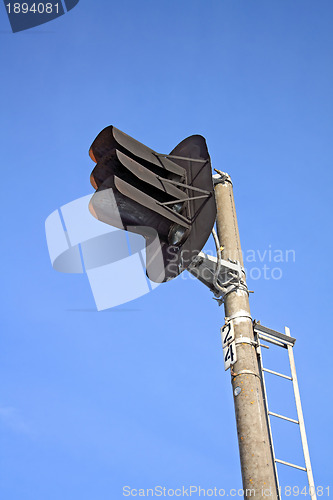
top-left (214, 172), bottom-right (279, 500)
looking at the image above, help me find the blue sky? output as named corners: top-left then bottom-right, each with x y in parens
top-left (0, 1), bottom-right (332, 498)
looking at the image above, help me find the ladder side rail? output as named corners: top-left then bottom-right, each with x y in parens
top-left (285, 327), bottom-right (317, 500)
top-left (256, 339), bottom-right (281, 500)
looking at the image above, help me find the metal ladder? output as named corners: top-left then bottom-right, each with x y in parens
top-left (253, 322), bottom-right (316, 500)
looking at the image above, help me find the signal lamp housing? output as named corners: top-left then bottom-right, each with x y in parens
top-left (88, 126), bottom-right (216, 283)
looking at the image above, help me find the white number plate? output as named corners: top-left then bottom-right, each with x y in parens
top-left (223, 342), bottom-right (237, 371)
top-left (221, 322), bottom-right (235, 348)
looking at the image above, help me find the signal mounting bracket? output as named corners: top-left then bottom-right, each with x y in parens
top-left (187, 252), bottom-right (248, 305)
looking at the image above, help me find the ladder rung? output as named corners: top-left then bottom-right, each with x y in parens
top-left (258, 333), bottom-right (287, 348)
top-left (258, 342), bottom-right (270, 349)
top-left (269, 411), bottom-right (299, 424)
top-left (275, 458), bottom-right (307, 471)
top-left (262, 367), bottom-right (292, 380)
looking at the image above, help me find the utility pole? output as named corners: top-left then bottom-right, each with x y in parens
top-left (214, 171), bottom-right (279, 499)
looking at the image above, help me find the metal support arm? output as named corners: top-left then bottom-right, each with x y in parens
top-left (188, 251), bottom-right (248, 304)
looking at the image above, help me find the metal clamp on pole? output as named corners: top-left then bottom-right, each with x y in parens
top-left (212, 170), bottom-right (233, 186)
top-left (231, 369), bottom-right (261, 380)
top-left (235, 337), bottom-right (257, 347)
top-left (226, 312), bottom-right (253, 322)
